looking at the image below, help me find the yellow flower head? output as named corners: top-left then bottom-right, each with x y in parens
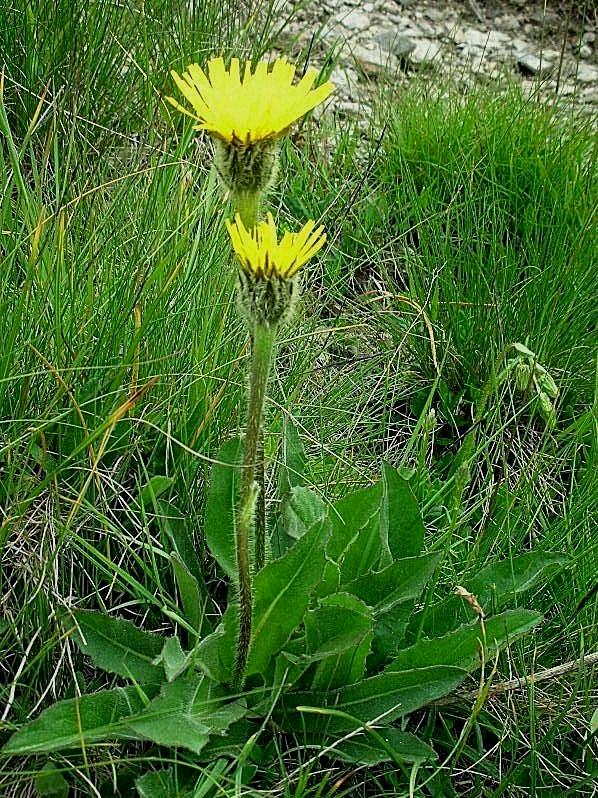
top-left (226, 213), bottom-right (326, 280)
top-left (167, 57), bottom-right (334, 145)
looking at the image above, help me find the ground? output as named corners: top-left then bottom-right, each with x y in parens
top-left (278, 0), bottom-right (597, 119)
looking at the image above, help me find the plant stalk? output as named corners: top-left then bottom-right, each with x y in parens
top-left (233, 322), bottom-right (275, 689)
top-left (233, 189), bottom-right (260, 229)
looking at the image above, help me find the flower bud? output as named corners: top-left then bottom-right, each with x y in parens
top-left (514, 361), bottom-right (532, 393)
top-left (236, 269), bottom-right (300, 328)
top-left (214, 138), bottom-right (280, 196)
top-left (535, 366), bottom-right (559, 399)
top-left (537, 391), bottom-right (556, 427)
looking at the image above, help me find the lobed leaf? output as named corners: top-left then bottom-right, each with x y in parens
top-left (3, 686), bottom-right (155, 754)
top-left (388, 609), bottom-right (543, 673)
top-left (381, 463), bottom-right (424, 561)
top-left (283, 665), bottom-right (466, 733)
top-left (71, 610), bottom-right (165, 684)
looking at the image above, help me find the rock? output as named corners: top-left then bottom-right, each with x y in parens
top-left (581, 31), bottom-right (595, 46)
top-left (424, 8), bottom-right (447, 23)
top-left (374, 30), bottom-right (417, 58)
top-left (578, 45), bottom-right (592, 59)
top-left (329, 65), bottom-right (359, 97)
top-left (334, 100), bottom-right (364, 118)
top-left (516, 53), bottom-right (553, 77)
top-left (575, 63), bottom-right (598, 84)
top-left (340, 9), bottom-right (370, 31)
top-left (410, 39), bottom-right (442, 65)
top-left (456, 28), bottom-right (508, 51)
top-left (352, 43), bottom-right (398, 76)
top-left (494, 14), bottom-right (520, 32)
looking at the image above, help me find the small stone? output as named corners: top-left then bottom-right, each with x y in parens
top-left (375, 30), bottom-right (417, 58)
top-left (578, 45), bottom-right (592, 59)
top-left (494, 14), bottom-right (519, 32)
top-left (410, 39), bottom-right (442, 65)
top-left (516, 53), bottom-right (553, 77)
top-left (352, 43), bottom-right (398, 76)
top-left (455, 27), bottom-right (510, 51)
top-left (341, 9), bottom-right (370, 31)
top-left (425, 8), bottom-right (446, 23)
top-left (334, 100), bottom-right (363, 118)
top-left (329, 65), bottom-right (359, 97)
top-left (575, 63), bottom-right (598, 84)
top-left (581, 31), bottom-right (595, 46)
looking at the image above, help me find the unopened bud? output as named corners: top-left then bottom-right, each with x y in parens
top-left (423, 408), bottom-right (437, 433)
top-left (237, 270), bottom-right (300, 329)
top-left (214, 138), bottom-right (280, 195)
top-left (537, 391), bottom-right (556, 427)
top-left (514, 361), bottom-right (532, 393)
top-left (535, 367), bottom-right (559, 399)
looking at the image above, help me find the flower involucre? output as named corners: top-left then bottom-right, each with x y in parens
top-left (167, 57), bottom-right (334, 144)
top-left (226, 213), bottom-right (326, 280)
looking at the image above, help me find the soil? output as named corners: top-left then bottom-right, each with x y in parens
top-left (278, 0), bottom-right (598, 119)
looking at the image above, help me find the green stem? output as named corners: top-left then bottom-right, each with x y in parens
top-left (233, 189), bottom-right (260, 228)
top-left (255, 428), bottom-right (266, 572)
top-left (233, 323), bottom-right (275, 689)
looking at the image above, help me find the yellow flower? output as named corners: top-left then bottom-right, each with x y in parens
top-left (226, 213), bottom-right (326, 279)
top-left (167, 57), bottom-right (334, 145)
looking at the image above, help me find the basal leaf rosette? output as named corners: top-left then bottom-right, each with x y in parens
top-left (226, 212), bottom-right (326, 328)
top-left (167, 57), bottom-right (334, 199)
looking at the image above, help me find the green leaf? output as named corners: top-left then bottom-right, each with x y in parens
top-left (157, 499), bottom-right (203, 585)
top-left (126, 677), bottom-right (210, 754)
top-left (138, 475), bottom-right (175, 506)
top-left (155, 637), bottom-right (189, 683)
top-left (327, 483), bottom-right (386, 585)
top-left (283, 665), bottom-right (466, 733)
top-left (283, 486), bottom-right (328, 542)
top-left (72, 610), bottom-right (164, 684)
top-left (3, 686), bottom-right (155, 754)
top-left (195, 603), bottom-right (237, 684)
top-left (279, 418), bottom-right (307, 494)
top-left (388, 610), bottom-right (542, 672)
top-left (345, 553), bottom-right (441, 666)
top-left (204, 437), bottom-right (243, 579)
top-left (348, 553), bottom-right (441, 613)
top-left (371, 602), bottom-right (418, 665)
top-left (381, 463), bottom-right (424, 560)
top-left (127, 675), bottom-right (246, 756)
top-left (246, 516), bottom-right (331, 676)
top-left (35, 762), bottom-right (69, 797)
top-left (305, 594), bottom-right (372, 658)
top-left (417, 552), bottom-right (567, 636)
top-left (470, 552), bottom-right (568, 601)
top-left (135, 769), bottom-right (178, 798)
top-left (306, 594), bottom-right (373, 691)
top-left (170, 552), bottom-right (210, 636)
top-left (590, 708), bottom-right (598, 735)
top-left (313, 560), bottom-right (340, 600)
top-left (331, 728), bottom-right (437, 765)
top-left (327, 484), bottom-right (382, 564)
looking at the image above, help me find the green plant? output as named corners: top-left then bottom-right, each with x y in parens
top-left (3, 426), bottom-right (555, 793)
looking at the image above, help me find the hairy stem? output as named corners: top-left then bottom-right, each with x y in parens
top-left (233, 189), bottom-right (260, 229)
top-left (255, 429), bottom-right (266, 572)
top-left (233, 323), bottom-right (275, 689)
